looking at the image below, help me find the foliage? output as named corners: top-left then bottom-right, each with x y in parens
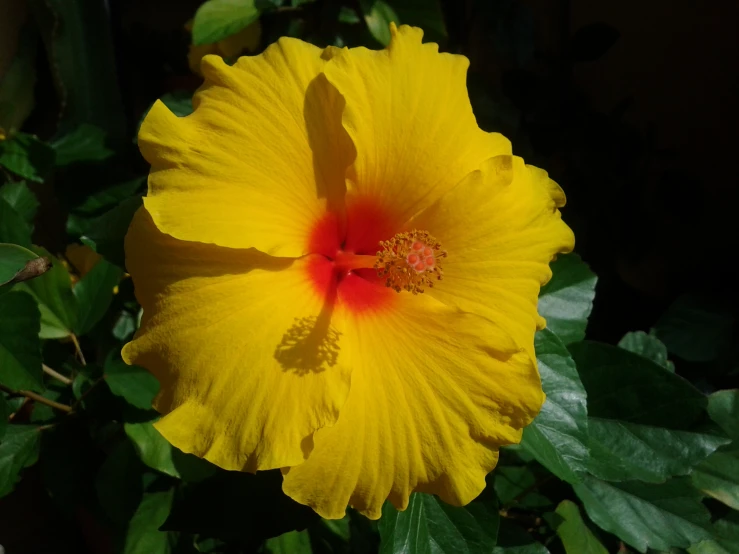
top-left (0, 1), bottom-right (735, 553)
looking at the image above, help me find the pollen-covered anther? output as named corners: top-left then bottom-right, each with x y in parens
top-left (374, 230), bottom-right (447, 294)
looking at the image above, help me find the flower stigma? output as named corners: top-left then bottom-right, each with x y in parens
top-left (375, 230), bottom-right (447, 294)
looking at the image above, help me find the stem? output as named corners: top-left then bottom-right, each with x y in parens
top-left (333, 253), bottom-right (378, 272)
top-left (0, 384), bottom-right (72, 413)
top-left (70, 334), bottom-right (87, 366)
top-left (43, 364), bottom-right (72, 385)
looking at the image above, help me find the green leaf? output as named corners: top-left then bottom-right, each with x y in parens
top-left (553, 500), bottom-right (607, 554)
top-left (538, 253), bottom-right (597, 344)
top-left (0, 395), bottom-right (9, 439)
top-left (0, 291), bottom-right (43, 392)
top-left (0, 133), bottom-right (54, 183)
top-left (104, 358), bottom-right (159, 410)
top-left (379, 493), bottom-right (498, 554)
top-left (0, 26), bottom-right (36, 137)
top-left (688, 513), bottom-right (739, 554)
top-left (573, 476), bottom-right (711, 553)
top-left (0, 425), bottom-right (41, 498)
top-left (80, 195), bottom-right (142, 267)
top-left (690, 447), bottom-right (739, 510)
top-left (96, 439), bottom-right (145, 524)
top-left (123, 489), bottom-right (176, 554)
top-left (51, 123), bottom-right (114, 167)
top-left (707, 389), bottom-right (739, 440)
top-left (571, 341), bottom-right (729, 482)
top-left (124, 421), bottom-right (216, 482)
top-left (192, 0), bottom-right (262, 46)
top-left (264, 530), bottom-right (312, 553)
top-left (0, 243), bottom-right (38, 286)
top-left (521, 329), bottom-right (589, 483)
top-left (73, 258), bottom-right (123, 335)
top-left (0, 181), bottom-right (38, 225)
top-left (494, 466), bottom-right (551, 508)
top-left (73, 177), bottom-right (144, 215)
top-left (360, 0), bottom-right (399, 46)
top-left (389, 0), bottom-right (447, 42)
top-left (15, 247), bottom-right (77, 339)
top-left (618, 330), bottom-right (674, 371)
top-left (0, 197), bottom-right (32, 247)
top-left (654, 295), bottom-right (734, 362)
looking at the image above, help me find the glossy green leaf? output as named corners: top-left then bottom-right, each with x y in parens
top-left (0, 243), bottom-right (38, 287)
top-left (0, 181), bottom-right (38, 225)
top-left (690, 447), bottom-right (739, 510)
top-left (0, 291), bottom-right (43, 392)
top-left (707, 389), bottom-right (739, 440)
top-left (538, 253), bottom-right (597, 344)
top-left (73, 177), bottom-right (144, 215)
top-left (15, 247), bottom-right (77, 338)
top-left (123, 489), bottom-right (176, 554)
top-left (521, 329), bottom-right (589, 483)
top-left (0, 424), bottom-right (41, 498)
top-left (379, 493), bottom-right (498, 554)
top-left (51, 123), bottom-right (114, 166)
top-left (654, 295), bottom-right (734, 362)
top-left (264, 530), bottom-right (312, 553)
top-left (571, 341), bottom-right (729, 481)
top-left (554, 500), bottom-right (607, 554)
top-left (618, 330), bottom-right (674, 371)
top-left (73, 258), bottom-right (123, 335)
top-left (192, 0), bottom-right (262, 45)
top-left (104, 358), bottom-right (159, 410)
top-left (0, 133), bottom-right (54, 183)
top-left (360, 0), bottom-right (399, 46)
top-left (80, 195), bottom-right (142, 267)
top-left (688, 513), bottom-right (739, 554)
top-left (0, 197), bottom-right (32, 247)
top-left (124, 421), bottom-right (216, 482)
top-left (573, 476), bottom-right (711, 553)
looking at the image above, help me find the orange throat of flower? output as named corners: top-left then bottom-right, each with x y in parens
top-left (332, 230), bottom-right (447, 295)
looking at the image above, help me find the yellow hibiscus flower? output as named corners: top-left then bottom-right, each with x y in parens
top-left (123, 24), bottom-right (574, 519)
top-left (184, 18), bottom-right (262, 76)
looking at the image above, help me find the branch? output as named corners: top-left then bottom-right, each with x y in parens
top-left (43, 364), bottom-right (72, 385)
top-left (0, 384), bottom-right (73, 413)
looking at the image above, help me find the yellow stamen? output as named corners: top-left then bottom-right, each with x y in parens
top-left (374, 230), bottom-right (447, 294)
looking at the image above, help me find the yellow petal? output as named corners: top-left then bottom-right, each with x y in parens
top-left (282, 292), bottom-right (543, 519)
top-left (410, 155), bottom-right (575, 355)
top-left (65, 243), bottom-right (103, 278)
top-left (323, 24), bottom-right (511, 253)
top-left (140, 38), bottom-right (353, 257)
top-left (122, 208), bottom-right (352, 471)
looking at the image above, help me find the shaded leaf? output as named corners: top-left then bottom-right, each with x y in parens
top-left (574, 476), bottom-right (711, 553)
top-left (0, 395), bottom-right (8, 439)
top-left (96, 439), bottom-right (145, 524)
top-left (192, 0), bottom-right (262, 46)
top-left (618, 330), bottom-right (674, 371)
top-left (690, 447), bottom-right (739, 510)
top-left (80, 195), bottom-right (142, 267)
top-left (521, 329), bottom-right (589, 483)
top-left (0, 291), bottom-right (43, 392)
top-left (73, 177), bottom-right (145, 215)
top-left (0, 181), bottom-right (38, 225)
top-left (0, 424), bottom-right (41, 498)
top-left (654, 295), bottom-right (734, 362)
top-left (15, 247), bottom-right (77, 338)
top-left (379, 493), bottom-right (498, 554)
top-left (123, 489), bottom-right (176, 554)
top-left (0, 133), bottom-right (54, 183)
top-left (104, 358), bottom-right (159, 410)
top-left (390, 0), bottom-right (447, 43)
top-left (554, 500), bottom-right (607, 554)
top-left (538, 253), bottom-right (597, 344)
top-left (0, 26), bottom-right (36, 137)
top-left (494, 466), bottom-right (551, 508)
top-left (707, 389), bottom-right (739, 440)
top-left (264, 530), bottom-right (312, 553)
top-left (0, 243), bottom-right (38, 286)
top-left (124, 421), bottom-right (216, 481)
top-left (0, 197), bottom-right (32, 247)
top-left (51, 123), bottom-right (114, 166)
top-left (360, 0), bottom-right (399, 46)
top-left (73, 258), bottom-right (123, 335)
top-left (493, 520), bottom-right (549, 554)
top-left (688, 512), bottom-right (739, 554)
